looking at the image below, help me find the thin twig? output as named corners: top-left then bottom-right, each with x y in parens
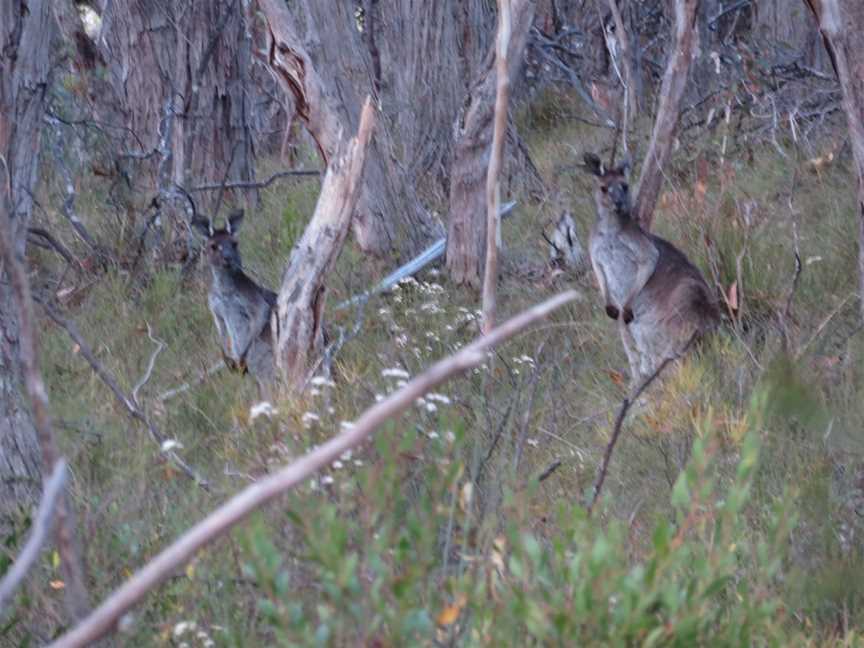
top-left (132, 323), bottom-right (165, 406)
top-left (157, 361), bottom-right (226, 402)
top-left (189, 169), bottom-right (320, 192)
top-left (36, 298), bottom-right (210, 490)
top-left (537, 459), bottom-right (562, 483)
top-left (588, 332), bottom-right (698, 514)
top-left (0, 460), bottom-right (68, 619)
top-left (49, 290), bottom-right (579, 648)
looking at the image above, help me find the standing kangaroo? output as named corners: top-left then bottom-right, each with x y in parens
top-left (584, 153), bottom-right (719, 383)
top-left (192, 210), bottom-right (276, 394)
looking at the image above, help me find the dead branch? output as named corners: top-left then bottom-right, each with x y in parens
top-left (157, 361), bottom-right (226, 403)
top-left (26, 227), bottom-right (80, 269)
top-left (633, 0), bottom-right (699, 230)
top-left (588, 332), bottom-right (698, 514)
top-left (36, 299), bottom-right (210, 490)
top-left (189, 168), bottom-right (320, 192)
top-left (0, 460), bottom-right (68, 618)
top-left (131, 323), bottom-right (165, 406)
top-left (482, 0), bottom-right (512, 334)
top-left (49, 290), bottom-right (579, 648)
top-left (0, 222), bottom-right (91, 621)
top-left (275, 97), bottom-right (376, 390)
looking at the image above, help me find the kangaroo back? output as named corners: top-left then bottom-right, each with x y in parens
top-left (192, 209), bottom-right (276, 392)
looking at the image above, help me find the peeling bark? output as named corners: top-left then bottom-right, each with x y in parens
top-left (254, 0), bottom-right (444, 260)
top-left (275, 99), bottom-right (376, 391)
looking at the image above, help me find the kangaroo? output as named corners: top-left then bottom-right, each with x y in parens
top-left (584, 153), bottom-right (719, 383)
top-left (191, 209), bottom-right (276, 394)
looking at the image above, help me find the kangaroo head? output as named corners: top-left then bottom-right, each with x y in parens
top-left (583, 153), bottom-right (631, 217)
top-left (191, 209), bottom-right (245, 272)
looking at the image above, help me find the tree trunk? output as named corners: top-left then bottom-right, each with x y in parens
top-left (0, 0), bottom-right (54, 530)
top-left (446, 0), bottom-right (535, 289)
top-left (254, 0), bottom-right (446, 260)
top-left (99, 0), bottom-right (258, 210)
top-left (275, 99), bottom-right (376, 391)
top-left (633, 0), bottom-right (699, 231)
top-left (804, 0), bottom-right (864, 324)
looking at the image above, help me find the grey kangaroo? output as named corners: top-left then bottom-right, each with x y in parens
top-left (192, 210), bottom-right (276, 393)
top-left (584, 153), bottom-right (719, 383)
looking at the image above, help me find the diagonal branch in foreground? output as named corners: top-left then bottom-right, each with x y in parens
top-left (49, 290), bottom-right (579, 648)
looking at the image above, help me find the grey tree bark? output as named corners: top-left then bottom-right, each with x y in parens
top-left (446, 0), bottom-right (536, 289)
top-left (0, 0), bottom-right (53, 531)
top-left (98, 0), bottom-right (259, 212)
top-left (254, 0), bottom-right (454, 260)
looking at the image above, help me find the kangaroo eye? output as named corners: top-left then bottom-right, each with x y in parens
top-left (621, 184), bottom-right (628, 192)
top-left (209, 242), bottom-right (218, 250)
top-left (600, 186), bottom-right (608, 194)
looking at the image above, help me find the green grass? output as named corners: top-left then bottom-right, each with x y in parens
top-left (3, 99), bottom-right (864, 646)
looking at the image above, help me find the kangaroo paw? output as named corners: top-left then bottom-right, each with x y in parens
top-left (605, 304), bottom-right (620, 320)
top-left (622, 307), bottom-right (634, 324)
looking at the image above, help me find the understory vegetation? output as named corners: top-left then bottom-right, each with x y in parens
top-left (5, 92), bottom-right (864, 646)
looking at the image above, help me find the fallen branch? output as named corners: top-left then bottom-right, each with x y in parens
top-left (588, 333), bottom-right (698, 514)
top-left (0, 460), bottom-right (68, 619)
top-left (49, 290), bottom-right (579, 648)
top-left (36, 299), bottom-right (210, 490)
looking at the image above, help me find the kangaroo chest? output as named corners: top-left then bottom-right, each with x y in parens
top-left (590, 226), bottom-right (657, 307)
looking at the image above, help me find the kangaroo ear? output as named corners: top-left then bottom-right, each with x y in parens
top-left (616, 156), bottom-right (632, 178)
top-left (227, 209), bottom-right (245, 234)
top-left (191, 216), bottom-right (213, 237)
top-left (583, 153), bottom-right (606, 177)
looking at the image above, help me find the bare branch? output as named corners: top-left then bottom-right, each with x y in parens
top-left (49, 290), bottom-right (578, 648)
top-left (0, 460), bottom-right (68, 618)
top-left (588, 332), bottom-right (698, 514)
top-left (36, 299), bottom-right (210, 490)
top-left (482, 0), bottom-right (512, 334)
top-left (189, 169), bottom-right (320, 192)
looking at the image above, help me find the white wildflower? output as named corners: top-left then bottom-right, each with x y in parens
top-left (382, 367), bottom-right (410, 380)
top-left (427, 393), bottom-right (451, 405)
top-left (161, 439), bottom-right (183, 452)
top-left (173, 621), bottom-right (196, 638)
top-left (332, 460), bottom-right (344, 470)
top-left (250, 401), bottom-right (278, 421)
top-left (321, 475), bottom-right (335, 485)
top-left (428, 431), bottom-right (440, 440)
top-left (301, 411), bottom-right (321, 426)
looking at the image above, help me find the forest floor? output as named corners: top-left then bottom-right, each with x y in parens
top-left (9, 90), bottom-right (864, 645)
